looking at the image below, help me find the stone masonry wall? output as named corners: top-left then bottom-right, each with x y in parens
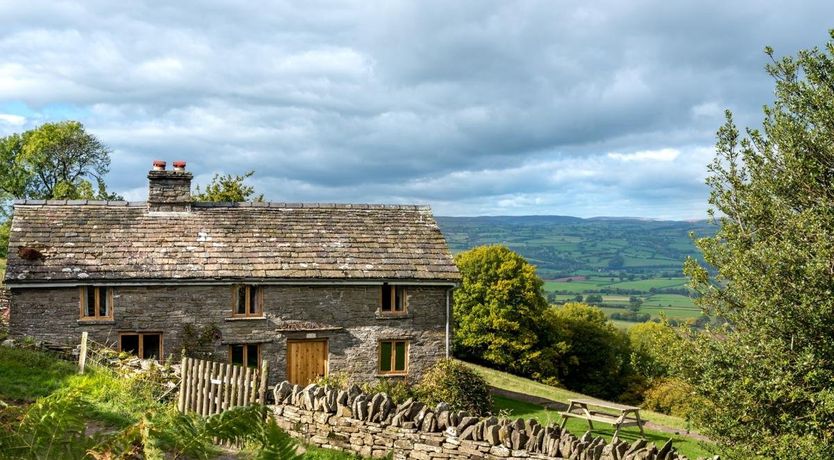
top-left (271, 381), bottom-right (704, 460)
top-left (8, 284), bottom-right (449, 386)
top-left (147, 170), bottom-right (192, 212)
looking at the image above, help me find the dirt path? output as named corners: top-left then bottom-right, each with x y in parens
top-left (489, 387), bottom-right (711, 442)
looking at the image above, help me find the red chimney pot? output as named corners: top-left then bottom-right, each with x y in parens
top-left (152, 160), bottom-right (166, 171)
top-left (173, 161), bottom-right (186, 168)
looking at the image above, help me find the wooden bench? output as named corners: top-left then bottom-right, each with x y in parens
top-left (559, 399), bottom-right (645, 438)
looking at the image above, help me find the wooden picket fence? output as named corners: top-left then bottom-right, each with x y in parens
top-left (177, 356), bottom-right (269, 416)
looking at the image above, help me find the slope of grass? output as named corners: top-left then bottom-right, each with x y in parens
top-left (461, 360), bottom-right (690, 431)
top-left (0, 346), bottom-right (77, 403)
top-left (493, 396), bottom-right (714, 459)
top-left (0, 347), bottom-right (364, 459)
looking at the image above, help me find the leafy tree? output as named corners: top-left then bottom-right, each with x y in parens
top-left (452, 245), bottom-right (565, 379)
top-left (676, 32), bottom-right (834, 458)
top-left (0, 121), bottom-right (115, 200)
top-left (545, 303), bottom-right (631, 399)
top-left (193, 170), bottom-right (264, 202)
top-left (628, 321), bottom-right (677, 381)
top-left (0, 121), bottom-right (120, 258)
top-left (584, 294), bottom-right (603, 305)
top-left (627, 296), bottom-right (643, 312)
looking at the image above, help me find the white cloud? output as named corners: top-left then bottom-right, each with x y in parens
top-left (0, 113), bottom-right (25, 126)
top-left (607, 148), bottom-right (680, 162)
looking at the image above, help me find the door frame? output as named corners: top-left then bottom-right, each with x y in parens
top-left (286, 338), bottom-right (329, 385)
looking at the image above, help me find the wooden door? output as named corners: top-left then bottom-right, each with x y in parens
top-left (287, 340), bottom-right (328, 385)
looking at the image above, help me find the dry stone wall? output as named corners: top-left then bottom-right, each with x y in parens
top-left (271, 381), bottom-right (713, 460)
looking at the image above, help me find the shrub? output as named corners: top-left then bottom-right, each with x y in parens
top-left (361, 378), bottom-right (415, 404)
top-left (314, 372), bottom-right (350, 390)
top-left (415, 359), bottom-right (491, 416)
top-left (641, 377), bottom-right (697, 419)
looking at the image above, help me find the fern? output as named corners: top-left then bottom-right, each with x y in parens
top-left (254, 416), bottom-right (303, 460)
top-left (0, 389), bottom-right (94, 460)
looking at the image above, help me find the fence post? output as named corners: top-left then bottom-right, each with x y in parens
top-left (78, 331), bottom-right (88, 374)
top-left (178, 355), bottom-right (188, 412)
top-left (258, 358), bottom-right (269, 406)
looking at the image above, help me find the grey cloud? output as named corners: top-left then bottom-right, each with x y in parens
top-left (0, 0), bottom-right (831, 218)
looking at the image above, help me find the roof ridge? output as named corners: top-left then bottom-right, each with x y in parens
top-left (12, 199), bottom-right (432, 210)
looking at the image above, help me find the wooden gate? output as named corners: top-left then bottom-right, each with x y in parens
top-left (177, 356), bottom-right (268, 416)
top-left (287, 340), bottom-right (328, 385)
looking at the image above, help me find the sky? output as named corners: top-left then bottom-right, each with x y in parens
top-left (0, 1), bottom-right (832, 219)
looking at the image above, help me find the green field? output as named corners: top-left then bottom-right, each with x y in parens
top-left (545, 276), bottom-right (702, 326)
top-left (438, 215), bottom-right (714, 279)
top-left (462, 361), bottom-right (713, 458)
top-left (545, 276), bottom-right (690, 294)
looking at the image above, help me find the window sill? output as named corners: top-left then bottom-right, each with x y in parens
top-left (376, 372), bottom-right (409, 378)
top-left (375, 313), bottom-right (411, 320)
top-left (77, 319), bottom-right (115, 325)
top-left (225, 316), bottom-right (267, 321)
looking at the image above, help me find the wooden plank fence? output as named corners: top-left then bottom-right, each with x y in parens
top-left (177, 356), bottom-right (269, 416)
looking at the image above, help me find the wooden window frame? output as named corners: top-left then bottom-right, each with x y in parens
top-left (118, 332), bottom-right (164, 361)
top-left (228, 343), bottom-right (262, 369)
top-left (231, 285), bottom-right (264, 318)
top-left (379, 284), bottom-right (408, 315)
top-left (79, 286), bottom-right (114, 320)
top-left (377, 339), bottom-right (409, 375)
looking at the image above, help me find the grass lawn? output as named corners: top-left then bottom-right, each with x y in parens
top-left (0, 346), bottom-right (77, 403)
top-left (461, 360), bottom-right (690, 431)
top-left (492, 396), bottom-right (714, 459)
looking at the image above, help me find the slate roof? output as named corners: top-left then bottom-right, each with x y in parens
top-left (5, 200), bottom-right (460, 285)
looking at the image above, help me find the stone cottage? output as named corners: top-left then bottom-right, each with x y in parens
top-left (4, 161), bottom-right (460, 386)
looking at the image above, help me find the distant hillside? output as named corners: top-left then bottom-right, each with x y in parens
top-left (436, 215), bottom-right (715, 279)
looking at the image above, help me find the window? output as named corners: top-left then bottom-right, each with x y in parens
top-left (229, 344), bottom-right (261, 368)
top-left (79, 286), bottom-right (113, 320)
top-left (232, 285), bottom-right (263, 317)
top-left (119, 333), bottom-right (163, 360)
top-left (378, 340), bottom-right (408, 374)
top-left (380, 284), bottom-right (407, 314)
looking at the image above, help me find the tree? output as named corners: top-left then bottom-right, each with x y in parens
top-left (0, 121), bottom-right (119, 257)
top-left (627, 296), bottom-right (643, 312)
top-left (0, 121), bottom-right (115, 200)
top-left (452, 245), bottom-right (565, 379)
top-left (545, 303), bottom-right (631, 399)
top-left (676, 32), bottom-right (834, 458)
top-left (193, 171), bottom-right (264, 202)
top-left (584, 294), bottom-right (603, 305)
top-left (628, 321), bottom-right (678, 381)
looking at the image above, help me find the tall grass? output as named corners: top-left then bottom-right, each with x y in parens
top-left (0, 347), bottom-right (347, 459)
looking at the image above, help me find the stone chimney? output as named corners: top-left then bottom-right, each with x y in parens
top-left (147, 160), bottom-right (192, 212)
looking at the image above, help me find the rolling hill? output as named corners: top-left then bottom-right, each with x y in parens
top-left (436, 215), bottom-right (715, 279)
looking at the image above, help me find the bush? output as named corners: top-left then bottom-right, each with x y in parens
top-left (361, 378), bottom-right (415, 404)
top-left (415, 359), bottom-right (491, 416)
top-left (314, 372), bottom-right (350, 390)
top-left (641, 378), bottom-right (697, 419)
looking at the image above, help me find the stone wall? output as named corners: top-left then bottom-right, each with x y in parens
top-left (271, 381), bottom-right (706, 460)
top-left (0, 287), bottom-right (9, 326)
top-left (8, 284), bottom-right (449, 385)
top-left (147, 170), bottom-right (192, 212)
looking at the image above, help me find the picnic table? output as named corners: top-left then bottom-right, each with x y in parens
top-left (559, 399), bottom-right (645, 438)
